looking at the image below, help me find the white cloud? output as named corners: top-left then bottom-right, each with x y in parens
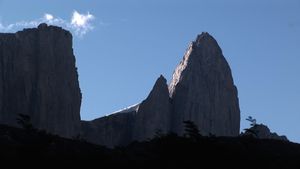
top-left (44, 13), bottom-right (54, 21)
top-left (0, 10), bottom-right (96, 37)
top-left (70, 11), bottom-right (95, 37)
top-left (71, 11), bottom-right (94, 27)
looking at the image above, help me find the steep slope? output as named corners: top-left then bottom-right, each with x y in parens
top-left (133, 75), bottom-right (172, 141)
top-left (81, 75), bottom-right (171, 146)
top-left (82, 32), bottom-right (241, 146)
top-left (0, 23), bottom-right (81, 138)
top-left (169, 32), bottom-right (240, 136)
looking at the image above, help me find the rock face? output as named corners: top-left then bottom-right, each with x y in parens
top-left (133, 75), bottom-right (171, 141)
top-left (81, 112), bottom-right (136, 147)
top-left (81, 75), bottom-right (172, 146)
top-left (169, 32), bottom-right (240, 136)
top-left (0, 24), bottom-right (240, 146)
top-left (243, 124), bottom-right (288, 141)
top-left (0, 24), bottom-right (81, 138)
top-left (82, 32), bottom-right (241, 147)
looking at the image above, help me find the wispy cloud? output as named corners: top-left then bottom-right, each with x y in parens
top-left (0, 10), bottom-right (95, 37)
top-left (70, 11), bottom-right (95, 36)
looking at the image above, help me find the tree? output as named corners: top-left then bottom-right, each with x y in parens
top-left (183, 120), bottom-right (201, 140)
top-left (16, 113), bottom-right (34, 131)
top-left (246, 116), bottom-right (256, 126)
top-left (243, 116), bottom-right (258, 138)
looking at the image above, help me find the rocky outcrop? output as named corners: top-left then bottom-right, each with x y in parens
top-left (81, 112), bottom-right (136, 147)
top-left (243, 124), bottom-right (288, 141)
top-left (82, 32), bottom-right (241, 147)
top-left (0, 23), bottom-right (81, 138)
top-left (169, 32), bottom-right (240, 136)
top-left (0, 24), bottom-right (241, 146)
top-left (81, 75), bottom-right (172, 146)
top-left (133, 75), bottom-right (171, 141)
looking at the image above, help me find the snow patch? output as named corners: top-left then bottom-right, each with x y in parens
top-left (109, 103), bottom-right (140, 115)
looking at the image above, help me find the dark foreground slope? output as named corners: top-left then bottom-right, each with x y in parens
top-left (0, 124), bottom-right (299, 168)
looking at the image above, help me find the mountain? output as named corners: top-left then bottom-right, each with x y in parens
top-left (169, 32), bottom-right (240, 136)
top-left (2, 24), bottom-right (281, 147)
top-left (82, 32), bottom-right (241, 147)
top-left (133, 75), bottom-right (172, 141)
top-left (0, 23), bottom-right (81, 138)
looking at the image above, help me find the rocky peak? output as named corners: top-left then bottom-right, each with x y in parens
top-left (81, 32), bottom-right (241, 146)
top-left (38, 23), bottom-right (48, 29)
top-left (148, 75), bottom-right (168, 98)
top-left (169, 33), bottom-right (240, 136)
top-left (194, 32), bottom-right (217, 45)
top-left (133, 75), bottom-right (171, 140)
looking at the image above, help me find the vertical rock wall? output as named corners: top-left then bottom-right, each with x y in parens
top-left (0, 24), bottom-right (81, 138)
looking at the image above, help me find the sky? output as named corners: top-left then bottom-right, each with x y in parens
top-left (0, 0), bottom-right (299, 143)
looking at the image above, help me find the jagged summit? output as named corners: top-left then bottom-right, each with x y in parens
top-left (195, 31), bottom-right (211, 41)
top-left (158, 74), bottom-right (167, 82)
top-left (151, 75), bottom-right (168, 94)
top-left (193, 32), bottom-right (221, 50)
top-left (134, 75), bottom-right (171, 140)
top-left (38, 23), bottom-right (48, 29)
top-left (0, 25), bottom-right (241, 146)
top-left (169, 32), bottom-right (240, 136)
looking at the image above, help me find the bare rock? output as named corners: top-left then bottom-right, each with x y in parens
top-left (81, 112), bottom-right (135, 147)
top-left (0, 23), bottom-right (81, 138)
top-left (133, 75), bottom-right (172, 141)
top-left (169, 32), bottom-right (240, 136)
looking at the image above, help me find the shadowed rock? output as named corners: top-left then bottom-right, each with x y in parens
top-left (0, 23), bottom-right (81, 138)
top-left (81, 112), bottom-right (135, 147)
top-left (81, 75), bottom-right (172, 147)
top-left (133, 75), bottom-right (172, 141)
top-left (169, 32), bottom-right (240, 136)
top-left (243, 124), bottom-right (288, 141)
top-left (82, 33), bottom-right (241, 146)
top-left (0, 25), bottom-right (241, 146)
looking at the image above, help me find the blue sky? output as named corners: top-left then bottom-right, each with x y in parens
top-left (0, 0), bottom-right (299, 143)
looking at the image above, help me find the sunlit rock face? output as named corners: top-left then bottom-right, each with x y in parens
top-left (0, 23), bottom-right (81, 138)
top-left (169, 32), bottom-right (240, 136)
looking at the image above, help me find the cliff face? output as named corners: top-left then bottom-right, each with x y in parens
top-left (0, 23), bottom-right (81, 138)
top-left (169, 33), bottom-right (240, 136)
top-left (0, 25), bottom-right (240, 146)
top-left (81, 112), bottom-right (135, 147)
top-left (83, 32), bottom-right (241, 147)
top-left (133, 75), bottom-right (171, 141)
top-left (81, 75), bottom-right (172, 146)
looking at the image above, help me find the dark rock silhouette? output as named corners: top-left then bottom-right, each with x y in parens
top-left (0, 24), bottom-right (291, 148)
top-left (82, 32), bottom-right (241, 146)
top-left (0, 123), bottom-right (299, 168)
top-left (169, 32), bottom-right (240, 136)
top-left (243, 124), bottom-right (288, 141)
top-left (133, 75), bottom-right (172, 141)
top-left (81, 112), bottom-right (135, 147)
top-left (81, 75), bottom-right (172, 146)
top-left (0, 23), bottom-right (81, 138)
